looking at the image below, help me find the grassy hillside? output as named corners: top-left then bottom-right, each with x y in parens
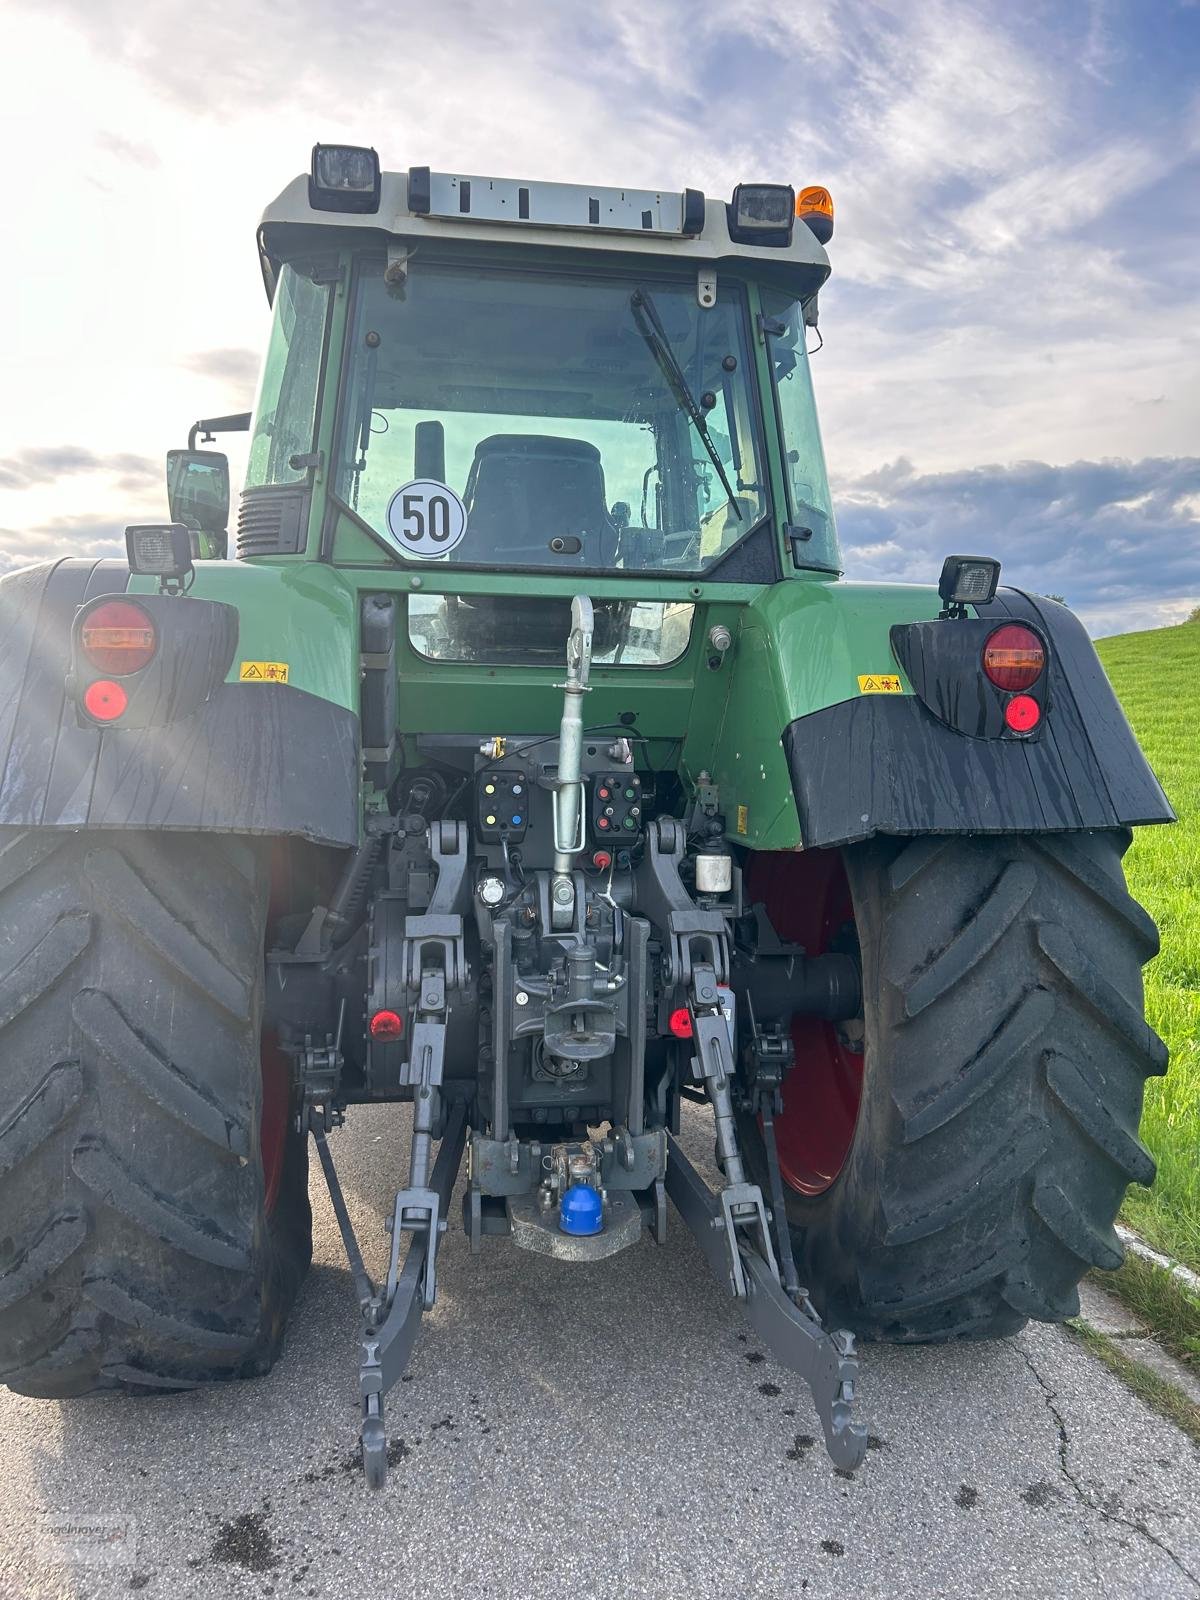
top-left (1095, 622), bottom-right (1200, 1271)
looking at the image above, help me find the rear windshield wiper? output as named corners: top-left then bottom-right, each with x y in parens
top-left (630, 288), bottom-right (742, 522)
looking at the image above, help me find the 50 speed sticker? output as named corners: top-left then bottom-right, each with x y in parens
top-left (385, 479), bottom-right (467, 558)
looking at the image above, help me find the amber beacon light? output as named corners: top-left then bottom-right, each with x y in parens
top-left (796, 186), bottom-right (834, 243)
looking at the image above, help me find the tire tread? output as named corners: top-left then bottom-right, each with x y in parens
top-left (0, 830), bottom-right (310, 1397)
top-left (740, 829), bottom-right (1165, 1343)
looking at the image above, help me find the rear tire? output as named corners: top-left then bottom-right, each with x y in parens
top-left (739, 830), bottom-right (1165, 1341)
top-left (0, 830), bottom-right (311, 1396)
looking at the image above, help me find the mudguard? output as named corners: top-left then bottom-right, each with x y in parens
top-left (784, 587), bottom-right (1174, 849)
top-left (0, 558), bottom-right (360, 846)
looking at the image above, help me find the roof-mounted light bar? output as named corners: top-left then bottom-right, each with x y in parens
top-left (406, 167), bottom-right (706, 238)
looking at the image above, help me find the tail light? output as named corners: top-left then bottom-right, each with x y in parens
top-left (982, 624), bottom-right (1045, 691)
top-left (369, 1009), bottom-right (404, 1041)
top-left (82, 680), bottom-right (129, 721)
top-left (80, 600), bottom-right (157, 675)
top-left (1004, 694), bottom-right (1041, 733)
top-left (668, 1008), bottom-right (693, 1039)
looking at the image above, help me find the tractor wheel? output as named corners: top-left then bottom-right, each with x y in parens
top-left (737, 831), bottom-right (1165, 1342)
top-left (0, 830), bottom-right (311, 1395)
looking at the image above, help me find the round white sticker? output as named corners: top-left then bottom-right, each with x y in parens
top-left (384, 479), bottom-right (467, 559)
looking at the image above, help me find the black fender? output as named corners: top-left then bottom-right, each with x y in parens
top-left (0, 558), bottom-right (359, 846)
top-left (783, 587), bottom-right (1173, 849)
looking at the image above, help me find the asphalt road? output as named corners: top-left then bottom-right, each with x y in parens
top-left (2, 1104), bottom-right (1198, 1600)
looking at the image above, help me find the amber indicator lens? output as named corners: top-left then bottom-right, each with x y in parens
top-left (982, 624), bottom-right (1045, 691)
top-left (80, 600), bottom-right (156, 675)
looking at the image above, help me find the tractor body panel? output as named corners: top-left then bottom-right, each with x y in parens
top-left (0, 551), bottom-right (1171, 848)
top-left (0, 558), bottom-right (359, 843)
top-left (786, 585), bottom-right (1174, 849)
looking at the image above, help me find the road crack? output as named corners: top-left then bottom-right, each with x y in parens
top-left (1019, 1343), bottom-right (1199, 1592)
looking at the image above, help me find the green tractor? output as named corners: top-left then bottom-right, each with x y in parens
top-left (0, 148), bottom-right (1173, 1484)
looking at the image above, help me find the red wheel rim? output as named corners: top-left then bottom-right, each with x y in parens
top-left (746, 849), bottom-right (865, 1196)
top-left (260, 1029), bottom-right (290, 1216)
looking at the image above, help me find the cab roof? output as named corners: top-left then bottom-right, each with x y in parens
top-left (257, 165), bottom-right (831, 305)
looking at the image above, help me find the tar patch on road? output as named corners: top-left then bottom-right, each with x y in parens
top-left (954, 1484), bottom-right (980, 1509)
top-left (786, 1434), bottom-right (817, 1460)
top-left (820, 1539), bottom-right (846, 1557)
top-left (207, 1508), bottom-right (280, 1572)
top-left (1022, 1480), bottom-right (1063, 1508)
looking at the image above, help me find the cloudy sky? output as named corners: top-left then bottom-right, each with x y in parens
top-left (1, 0), bottom-right (1197, 635)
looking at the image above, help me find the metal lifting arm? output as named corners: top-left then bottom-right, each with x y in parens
top-left (550, 594), bottom-right (594, 929)
top-left (311, 1100), bottom-right (469, 1489)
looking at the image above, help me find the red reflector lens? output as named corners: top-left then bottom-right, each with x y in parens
top-left (668, 1008), bottom-right (693, 1039)
top-left (982, 624), bottom-right (1045, 691)
top-left (83, 679), bottom-right (129, 721)
top-left (1004, 694), bottom-right (1041, 733)
top-left (369, 1009), bottom-right (404, 1041)
top-left (80, 600), bottom-right (157, 675)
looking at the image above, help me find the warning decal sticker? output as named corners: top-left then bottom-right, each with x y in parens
top-left (385, 479), bottom-right (468, 559)
top-left (736, 804), bottom-right (749, 835)
top-left (239, 661), bottom-right (290, 683)
top-left (857, 674), bottom-right (904, 694)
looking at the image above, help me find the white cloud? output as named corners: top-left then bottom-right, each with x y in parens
top-left (836, 454), bottom-right (1200, 636)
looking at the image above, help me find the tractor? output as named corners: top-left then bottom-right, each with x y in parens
top-left (0, 148), bottom-right (1174, 1485)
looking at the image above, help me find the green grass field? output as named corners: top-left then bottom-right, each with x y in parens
top-left (1095, 622), bottom-right (1200, 1273)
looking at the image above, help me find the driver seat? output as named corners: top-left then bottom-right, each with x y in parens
top-left (460, 434), bottom-right (618, 566)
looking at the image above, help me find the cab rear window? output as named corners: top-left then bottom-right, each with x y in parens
top-left (407, 596), bottom-right (694, 667)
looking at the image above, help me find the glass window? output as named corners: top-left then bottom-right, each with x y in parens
top-left (335, 260), bottom-right (769, 574)
top-left (761, 289), bottom-right (840, 571)
top-left (407, 595), bottom-right (694, 667)
top-left (246, 265), bottom-right (331, 489)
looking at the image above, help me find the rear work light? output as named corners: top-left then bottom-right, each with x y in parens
top-left (983, 624), bottom-right (1046, 691)
top-left (126, 523), bottom-right (194, 585)
top-left (309, 143), bottom-right (381, 213)
top-left (80, 600), bottom-right (157, 675)
top-left (728, 183), bottom-right (795, 246)
top-left (939, 554), bottom-right (1001, 613)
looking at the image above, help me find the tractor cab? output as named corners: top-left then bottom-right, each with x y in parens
top-left (222, 153), bottom-right (841, 663)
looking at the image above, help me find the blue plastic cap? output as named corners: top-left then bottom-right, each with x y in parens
top-left (559, 1183), bottom-right (604, 1236)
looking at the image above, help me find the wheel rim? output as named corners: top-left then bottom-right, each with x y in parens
top-left (259, 1030), bottom-right (290, 1216)
top-left (747, 849), bottom-right (865, 1197)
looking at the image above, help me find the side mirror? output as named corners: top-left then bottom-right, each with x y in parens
top-left (166, 449), bottom-right (230, 558)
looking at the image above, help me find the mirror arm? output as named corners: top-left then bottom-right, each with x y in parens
top-left (187, 411), bottom-right (252, 451)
